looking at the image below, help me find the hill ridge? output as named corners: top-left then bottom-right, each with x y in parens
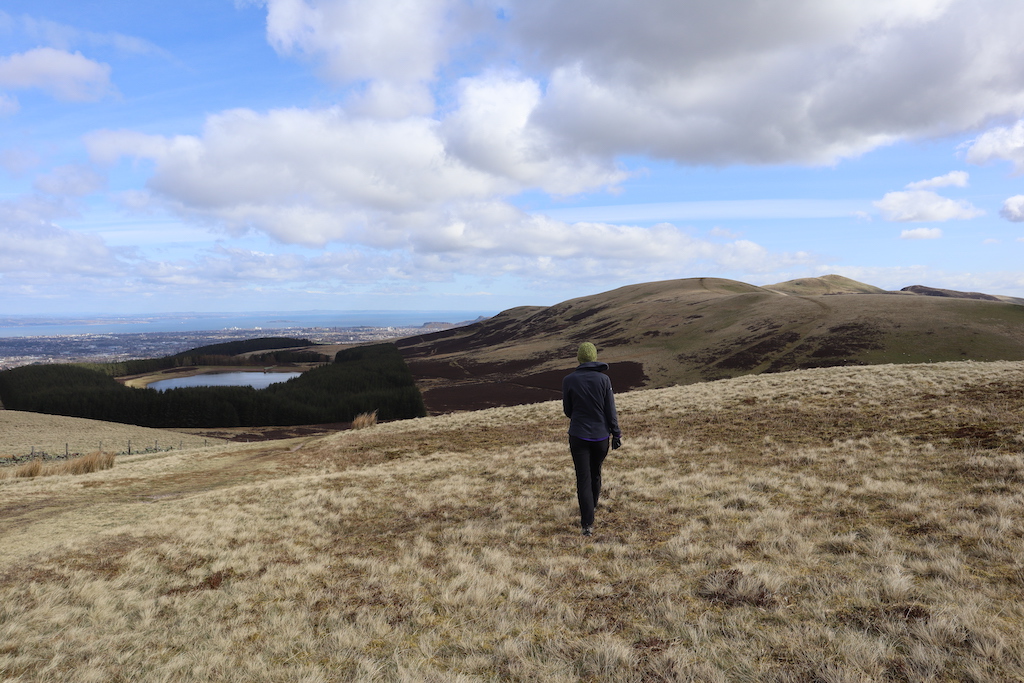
top-left (397, 275), bottom-right (1024, 413)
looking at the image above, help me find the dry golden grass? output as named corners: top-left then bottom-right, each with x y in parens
top-left (0, 451), bottom-right (117, 481)
top-left (2, 360), bottom-right (1024, 681)
top-left (352, 410), bottom-right (378, 430)
top-left (0, 409), bottom-right (225, 459)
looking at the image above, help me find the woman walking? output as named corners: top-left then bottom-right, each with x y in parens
top-left (562, 342), bottom-right (622, 537)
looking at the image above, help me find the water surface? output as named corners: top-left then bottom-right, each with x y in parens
top-left (148, 371), bottom-right (303, 391)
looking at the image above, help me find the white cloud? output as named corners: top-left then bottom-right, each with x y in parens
top-left (33, 164), bottom-right (105, 197)
top-left (1001, 195), bottom-right (1024, 222)
top-left (18, 15), bottom-right (166, 57)
top-left (900, 227), bottom-right (943, 239)
top-left (905, 171), bottom-right (969, 189)
top-left (507, 0), bottom-right (1024, 165)
top-left (235, 0), bottom-right (1024, 166)
top-left (816, 264), bottom-right (1024, 295)
top-left (259, 0), bottom-right (455, 85)
top-left (85, 101), bottom-right (623, 247)
top-left (0, 148), bottom-right (40, 175)
top-left (441, 73), bottom-right (626, 195)
top-left (965, 119), bottom-right (1024, 172)
top-left (0, 199), bottom-right (125, 276)
top-left (0, 92), bottom-right (17, 115)
top-left (874, 190), bottom-right (983, 221)
top-left (710, 226), bottom-right (741, 239)
top-left (0, 47), bottom-right (113, 101)
top-left (83, 100), bottom-right (811, 282)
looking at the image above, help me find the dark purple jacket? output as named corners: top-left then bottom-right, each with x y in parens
top-left (562, 361), bottom-right (621, 440)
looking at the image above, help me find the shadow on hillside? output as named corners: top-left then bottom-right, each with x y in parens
top-left (408, 360), bottom-right (648, 414)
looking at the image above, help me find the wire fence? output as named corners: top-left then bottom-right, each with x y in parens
top-left (0, 439), bottom-right (213, 466)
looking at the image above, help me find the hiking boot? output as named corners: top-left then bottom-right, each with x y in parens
top-left (582, 526), bottom-right (593, 537)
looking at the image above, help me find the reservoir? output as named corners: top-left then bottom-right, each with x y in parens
top-left (148, 371), bottom-right (303, 392)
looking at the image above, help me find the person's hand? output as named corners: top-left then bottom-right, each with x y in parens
top-left (611, 436), bottom-right (622, 450)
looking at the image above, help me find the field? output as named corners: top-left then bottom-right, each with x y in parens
top-left (0, 410), bottom-right (225, 460)
top-left (2, 360), bottom-right (1024, 681)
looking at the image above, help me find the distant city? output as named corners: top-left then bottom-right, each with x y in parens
top-left (0, 313), bottom-right (488, 370)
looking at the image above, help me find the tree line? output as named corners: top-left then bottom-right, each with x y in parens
top-left (87, 337), bottom-right (326, 377)
top-left (0, 343), bottom-right (425, 428)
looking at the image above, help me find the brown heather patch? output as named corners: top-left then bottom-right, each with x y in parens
top-left (1, 360), bottom-right (1023, 681)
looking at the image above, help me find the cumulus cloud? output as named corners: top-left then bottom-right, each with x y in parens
top-left (235, 0), bottom-right (1024, 166)
top-left (504, 0), bottom-right (1024, 164)
top-left (965, 119), bottom-right (1024, 172)
top-left (82, 98), bottom-right (809, 282)
top-left (0, 47), bottom-right (113, 101)
top-left (257, 0), bottom-right (456, 85)
top-left (441, 73), bottom-right (627, 194)
top-left (874, 190), bottom-right (983, 221)
top-left (1001, 195), bottom-right (1024, 222)
top-left (905, 171), bottom-right (969, 189)
top-left (900, 227), bottom-right (943, 239)
top-left (86, 100), bottom-right (624, 246)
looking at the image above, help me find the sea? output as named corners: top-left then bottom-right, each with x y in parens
top-left (0, 311), bottom-right (492, 338)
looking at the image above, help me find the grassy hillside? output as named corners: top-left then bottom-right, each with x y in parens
top-left (2, 360), bottom-right (1023, 680)
top-left (765, 273), bottom-right (888, 295)
top-left (396, 276), bottom-right (1024, 412)
top-left (0, 410), bottom-right (226, 458)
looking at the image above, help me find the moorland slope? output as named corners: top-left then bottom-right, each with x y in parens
top-left (2, 360), bottom-right (1023, 680)
top-left (397, 275), bottom-right (1024, 412)
top-left (0, 410), bottom-right (226, 459)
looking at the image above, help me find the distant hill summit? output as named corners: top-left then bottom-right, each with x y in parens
top-left (900, 284), bottom-right (1001, 301)
top-left (766, 274), bottom-right (887, 295)
top-left (396, 275), bottom-right (1024, 413)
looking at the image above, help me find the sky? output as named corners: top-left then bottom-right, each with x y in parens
top-left (3, 0), bottom-right (1024, 317)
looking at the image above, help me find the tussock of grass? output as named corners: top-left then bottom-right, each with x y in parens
top-left (1, 361), bottom-right (1024, 681)
top-left (0, 451), bottom-right (115, 480)
top-left (11, 458), bottom-right (41, 479)
top-left (352, 410), bottom-right (378, 430)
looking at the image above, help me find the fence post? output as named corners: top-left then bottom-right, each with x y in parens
top-left (128, 440), bottom-right (132, 455)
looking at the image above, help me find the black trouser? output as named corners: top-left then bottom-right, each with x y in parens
top-left (569, 435), bottom-right (609, 528)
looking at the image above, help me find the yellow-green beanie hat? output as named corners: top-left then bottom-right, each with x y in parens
top-left (577, 342), bottom-right (598, 363)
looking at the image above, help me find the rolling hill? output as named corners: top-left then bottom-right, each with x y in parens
top-left (396, 275), bottom-right (1024, 413)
